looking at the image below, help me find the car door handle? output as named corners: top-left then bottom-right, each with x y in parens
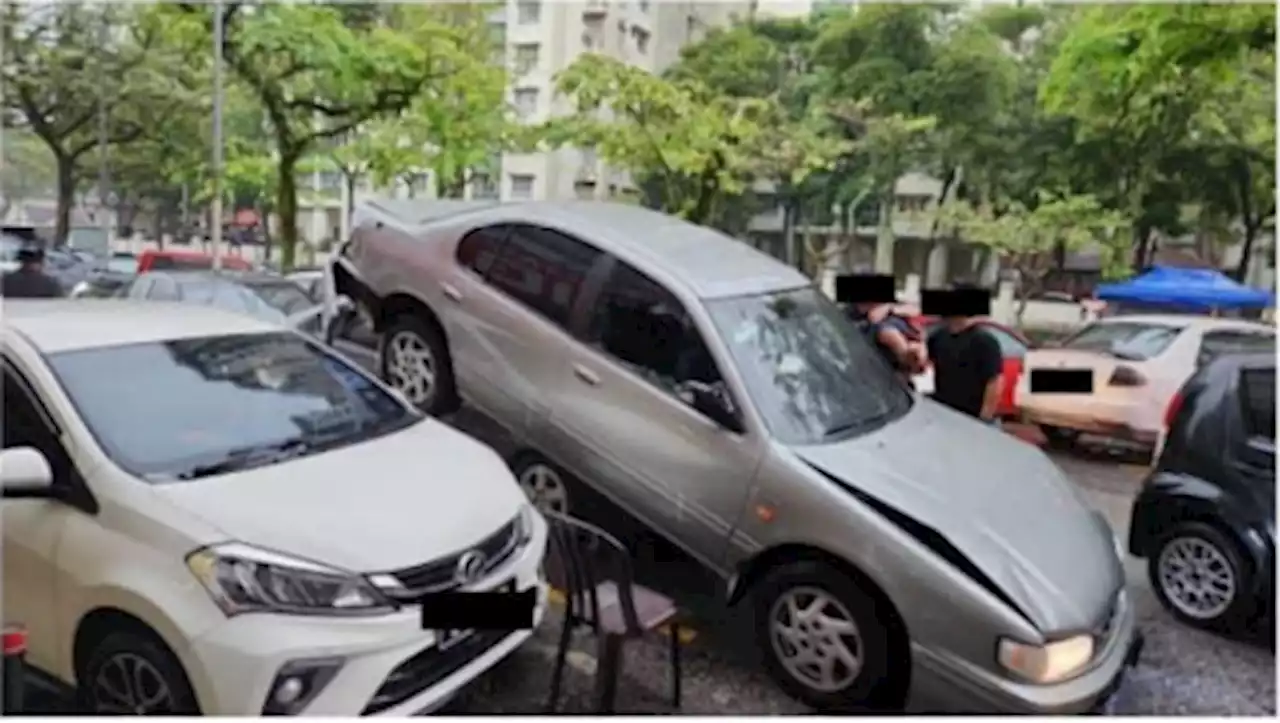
top-left (573, 365), bottom-right (600, 386)
top-left (442, 284), bottom-right (462, 303)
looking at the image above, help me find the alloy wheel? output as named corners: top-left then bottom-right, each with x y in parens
top-left (1156, 535), bottom-right (1237, 621)
top-left (768, 586), bottom-right (864, 693)
top-left (384, 331), bottom-right (436, 406)
top-left (90, 652), bottom-right (177, 715)
top-left (518, 463), bottom-right (570, 516)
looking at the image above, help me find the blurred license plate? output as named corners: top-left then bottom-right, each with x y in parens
top-left (432, 578), bottom-right (517, 649)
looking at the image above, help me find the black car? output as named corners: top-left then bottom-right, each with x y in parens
top-left (1128, 352), bottom-right (1275, 632)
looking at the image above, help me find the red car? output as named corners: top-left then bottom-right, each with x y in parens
top-left (908, 315), bottom-right (1032, 419)
top-left (136, 249), bottom-right (254, 273)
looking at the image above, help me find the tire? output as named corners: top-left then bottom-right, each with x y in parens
top-left (1148, 522), bottom-right (1254, 630)
top-left (79, 630), bottom-right (200, 715)
top-left (379, 314), bottom-right (459, 416)
top-left (509, 452), bottom-right (576, 517)
top-left (752, 560), bottom-right (903, 712)
top-left (1040, 425), bottom-right (1079, 449)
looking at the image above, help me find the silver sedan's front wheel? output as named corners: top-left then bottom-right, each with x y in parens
top-left (512, 454), bottom-right (572, 516)
top-left (768, 586), bottom-right (864, 692)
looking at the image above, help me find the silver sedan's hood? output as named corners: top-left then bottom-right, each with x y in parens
top-left (791, 400), bottom-right (1122, 634)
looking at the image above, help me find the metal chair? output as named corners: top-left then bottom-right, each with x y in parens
top-left (542, 510), bottom-right (682, 714)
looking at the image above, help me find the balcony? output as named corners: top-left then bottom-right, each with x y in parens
top-left (584, 0), bottom-right (607, 18)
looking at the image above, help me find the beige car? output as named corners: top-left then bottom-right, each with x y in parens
top-left (1019, 315), bottom-right (1275, 450)
top-left (333, 200), bottom-right (1140, 713)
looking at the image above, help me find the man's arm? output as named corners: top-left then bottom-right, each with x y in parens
top-left (876, 325), bottom-right (926, 374)
top-left (977, 333), bottom-right (1004, 421)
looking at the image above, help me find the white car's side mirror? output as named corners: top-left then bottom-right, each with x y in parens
top-left (1, 447), bottom-right (55, 499)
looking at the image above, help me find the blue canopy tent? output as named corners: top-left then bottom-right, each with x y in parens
top-left (1096, 266), bottom-right (1275, 310)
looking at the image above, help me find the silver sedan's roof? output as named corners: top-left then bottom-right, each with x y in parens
top-left (3, 300), bottom-right (279, 353)
top-left (371, 200), bottom-right (813, 300)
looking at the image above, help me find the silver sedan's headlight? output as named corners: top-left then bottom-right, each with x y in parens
top-left (997, 634), bottom-right (1095, 684)
top-left (1113, 533), bottom-right (1127, 563)
top-left (186, 542), bottom-right (395, 617)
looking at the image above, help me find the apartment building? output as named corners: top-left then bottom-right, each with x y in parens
top-left (295, 0), bottom-right (752, 243)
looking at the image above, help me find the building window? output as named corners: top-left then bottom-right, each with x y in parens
top-left (584, 18), bottom-right (604, 49)
top-left (318, 171), bottom-right (342, 191)
top-left (632, 27), bottom-right (650, 54)
top-left (516, 1), bottom-right (540, 24)
top-left (514, 43), bottom-right (539, 74)
top-left (639, 0), bottom-right (650, 12)
top-left (510, 174), bottom-right (535, 200)
top-left (471, 174), bottom-right (500, 201)
top-left (513, 88), bottom-right (539, 120)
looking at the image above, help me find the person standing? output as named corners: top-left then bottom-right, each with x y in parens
top-left (926, 298), bottom-right (1003, 424)
top-left (0, 247), bottom-right (64, 298)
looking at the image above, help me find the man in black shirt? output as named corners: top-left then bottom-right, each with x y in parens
top-left (0, 248), bottom-right (64, 299)
top-left (926, 307), bottom-right (1003, 423)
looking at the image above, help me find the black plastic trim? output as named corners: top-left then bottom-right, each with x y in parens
top-left (803, 459), bottom-right (1036, 627)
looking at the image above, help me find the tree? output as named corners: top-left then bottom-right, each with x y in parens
top-left (167, 3), bottom-right (482, 269)
top-left (542, 54), bottom-right (839, 229)
top-left (2, 3), bottom-right (203, 242)
top-left (1041, 3), bottom-right (1275, 269)
top-left (932, 193), bottom-right (1130, 324)
top-left (1, 129), bottom-right (57, 220)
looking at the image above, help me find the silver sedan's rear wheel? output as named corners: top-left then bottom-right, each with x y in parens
top-left (378, 315), bottom-right (459, 416)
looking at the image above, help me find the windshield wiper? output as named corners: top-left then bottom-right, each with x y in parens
top-left (822, 419), bottom-right (862, 438)
top-left (176, 437), bottom-right (312, 480)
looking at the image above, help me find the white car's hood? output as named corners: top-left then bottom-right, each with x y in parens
top-left (155, 419), bottom-right (527, 572)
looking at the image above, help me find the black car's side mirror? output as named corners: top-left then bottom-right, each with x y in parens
top-left (679, 381), bottom-right (744, 433)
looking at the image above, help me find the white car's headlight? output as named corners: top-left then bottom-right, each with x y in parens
top-left (186, 542), bottom-right (395, 617)
top-left (997, 634), bottom-right (1095, 684)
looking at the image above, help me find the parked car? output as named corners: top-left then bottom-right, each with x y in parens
top-left (1018, 315), bottom-right (1275, 449)
top-left (136, 249), bottom-right (254, 273)
top-left (68, 271), bottom-right (135, 299)
top-left (910, 316), bottom-right (1030, 420)
top-left (0, 300), bottom-right (547, 715)
top-left (106, 252), bottom-right (139, 275)
top-left (120, 271), bottom-right (346, 340)
top-left (1128, 353), bottom-right (1275, 633)
top-left (334, 200), bottom-right (1141, 713)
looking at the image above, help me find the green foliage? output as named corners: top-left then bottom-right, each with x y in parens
top-left (540, 54), bottom-right (843, 228)
top-left (2, 2), bottom-right (204, 241)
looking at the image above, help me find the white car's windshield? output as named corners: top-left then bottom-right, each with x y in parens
top-left (1062, 321), bottom-right (1182, 361)
top-left (706, 286), bottom-right (912, 444)
top-left (46, 332), bottom-right (420, 480)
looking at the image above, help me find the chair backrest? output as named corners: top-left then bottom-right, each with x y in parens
top-left (542, 510), bottom-right (640, 634)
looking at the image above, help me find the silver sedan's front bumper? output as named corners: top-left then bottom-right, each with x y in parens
top-left (905, 595), bottom-right (1143, 714)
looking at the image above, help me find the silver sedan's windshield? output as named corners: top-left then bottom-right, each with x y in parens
top-left (706, 286), bottom-right (912, 444)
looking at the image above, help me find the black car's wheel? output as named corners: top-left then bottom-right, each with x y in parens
top-left (1148, 522), bottom-right (1253, 629)
top-left (80, 630), bottom-right (200, 715)
top-left (753, 560), bottom-right (904, 712)
top-left (1040, 425), bottom-right (1080, 449)
top-left (510, 452), bottom-right (575, 517)
top-left (379, 315), bottom-right (459, 416)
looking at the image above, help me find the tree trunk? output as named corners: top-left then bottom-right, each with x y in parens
top-left (54, 155), bottom-right (76, 245)
top-left (1131, 222), bottom-right (1151, 270)
top-left (873, 191), bottom-right (895, 275)
top-left (276, 154), bottom-right (301, 271)
top-left (345, 173), bottom-right (357, 223)
top-left (259, 202), bottom-right (275, 262)
top-left (1235, 222), bottom-right (1259, 283)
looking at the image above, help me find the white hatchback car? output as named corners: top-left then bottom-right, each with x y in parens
top-left (1, 300), bottom-right (547, 715)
